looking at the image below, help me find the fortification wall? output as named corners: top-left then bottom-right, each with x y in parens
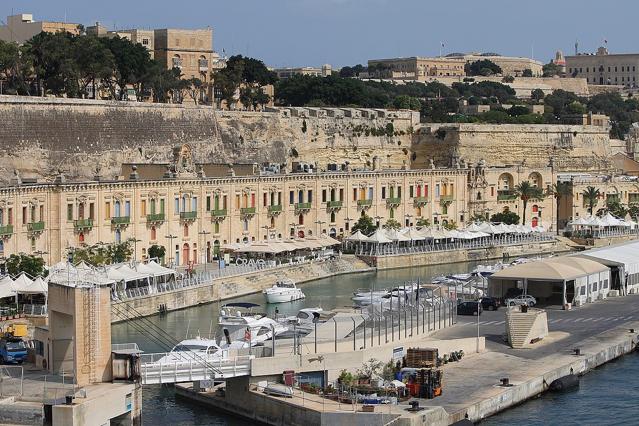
top-left (411, 123), bottom-right (613, 171)
top-left (0, 96), bottom-right (416, 183)
top-left (421, 76), bottom-right (590, 97)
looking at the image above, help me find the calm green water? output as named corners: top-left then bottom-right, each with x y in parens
top-left (112, 260), bottom-right (485, 424)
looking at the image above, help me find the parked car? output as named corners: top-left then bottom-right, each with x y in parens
top-left (505, 287), bottom-right (524, 299)
top-left (480, 296), bottom-right (500, 311)
top-left (457, 301), bottom-right (482, 316)
top-left (506, 295), bottom-right (537, 307)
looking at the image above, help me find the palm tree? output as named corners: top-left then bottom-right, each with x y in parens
top-left (514, 181), bottom-right (542, 225)
top-left (546, 181), bottom-right (573, 235)
top-left (582, 186), bottom-right (601, 215)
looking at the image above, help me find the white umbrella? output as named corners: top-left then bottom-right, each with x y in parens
top-left (465, 223), bottom-right (484, 232)
top-left (401, 228), bottom-right (425, 241)
top-left (11, 273), bottom-right (34, 293)
top-left (384, 229), bottom-right (411, 242)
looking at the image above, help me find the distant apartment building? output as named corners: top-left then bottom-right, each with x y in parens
top-left (86, 23), bottom-right (154, 58)
top-left (154, 28), bottom-right (216, 101)
top-left (0, 13), bottom-right (80, 44)
top-left (447, 54), bottom-right (543, 77)
top-left (274, 65), bottom-right (332, 79)
top-left (566, 47), bottom-right (639, 87)
top-left (367, 57), bottom-right (465, 80)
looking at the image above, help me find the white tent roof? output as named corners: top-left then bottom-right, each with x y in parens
top-left (346, 230), bottom-right (368, 242)
top-left (401, 228), bottom-right (425, 241)
top-left (490, 257), bottom-right (609, 281)
top-left (420, 228), bottom-right (451, 239)
top-left (366, 230), bottom-right (393, 244)
top-left (111, 265), bottom-right (149, 282)
top-left (144, 261), bottom-right (177, 276)
top-left (317, 235), bottom-right (341, 246)
top-left (12, 273), bottom-right (35, 293)
top-left (30, 276), bottom-right (48, 294)
top-left (384, 229), bottom-right (411, 242)
top-left (465, 223), bottom-right (485, 232)
top-left (0, 276), bottom-right (15, 299)
top-left (577, 240), bottom-right (639, 275)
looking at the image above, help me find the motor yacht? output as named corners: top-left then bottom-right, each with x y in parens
top-left (157, 336), bottom-right (228, 364)
top-left (217, 302), bottom-right (289, 346)
top-left (263, 279), bottom-right (305, 303)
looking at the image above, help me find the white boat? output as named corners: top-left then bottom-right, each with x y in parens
top-left (157, 337), bottom-right (228, 364)
top-left (217, 303), bottom-right (289, 346)
top-left (277, 307), bottom-right (330, 337)
top-left (263, 279), bottom-right (305, 304)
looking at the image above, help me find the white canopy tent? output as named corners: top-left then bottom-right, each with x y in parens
top-left (346, 230), bottom-right (368, 242)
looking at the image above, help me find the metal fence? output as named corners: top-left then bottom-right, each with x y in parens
top-left (21, 304), bottom-right (47, 316)
top-left (357, 233), bottom-right (554, 257)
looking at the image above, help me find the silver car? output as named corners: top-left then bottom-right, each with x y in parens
top-left (506, 295), bottom-right (536, 307)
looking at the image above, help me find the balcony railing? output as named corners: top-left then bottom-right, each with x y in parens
top-left (440, 195), bottom-right (455, 202)
top-left (327, 200), bottom-right (343, 209)
top-left (27, 221), bottom-right (45, 232)
top-left (240, 207), bottom-right (256, 216)
top-left (386, 197), bottom-right (401, 207)
top-left (295, 202), bottom-right (312, 211)
top-left (74, 219), bottom-right (93, 231)
top-left (146, 213), bottom-right (165, 223)
top-left (0, 225), bottom-right (13, 237)
top-left (111, 216), bottom-right (131, 225)
top-left (497, 191), bottom-right (517, 201)
top-left (268, 205), bottom-right (282, 214)
top-left (413, 196), bottom-right (429, 206)
top-left (357, 199), bottom-right (372, 207)
top-left (180, 211), bottom-right (197, 220)
top-left (211, 209), bottom-right (227, 218)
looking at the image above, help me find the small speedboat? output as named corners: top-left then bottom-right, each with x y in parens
top-left (217, 302), bottom-right (289, 346)
top-left (263, 279), bottom-right (305, 303)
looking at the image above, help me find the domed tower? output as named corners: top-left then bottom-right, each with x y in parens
top-left (554, 50), bottom-right (566, 75)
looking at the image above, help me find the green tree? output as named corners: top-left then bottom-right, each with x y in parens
top-left (99, 35), bottom-right (154, 100)
top-left (185, 77), bottom-right (204, 105)
top-left (628, 204), bottom-right (639, 220)
top-left (546, 181), bottom-right (572, 235)
top-left (465, 59), bottom-right (502, 76)
top-left (214, 55), bottom-right (276, 109)
top-left (5, 254), bottom-right (46, 277)
top-left (443, 220), bottom-right (458, 230)
top-left (383, 219), bottom-right (401, 230)
top-left (542, 61), bottom-right (562, 77)
top-left (25, 31), bottom-right (80, 97)
top-left (502, 75), bottom-right (515, 83)
top-left (514, 181), bottom-right (543, 225)
top-left (582, 186), bottom-right (601, 215)
top-left (148, 244), bottom-right (166, 262)
top-left (468, 213), bottom-right (488, 224)
top-left (392, 95), bottom-right (421, 110)
top-left (352, 214), bottom-right (377, 235)
top-left (70, 242), bottom-right (132, 265)
top-left (600, 200), bottom-right (628, 219)
top-left (490, 211), bottom-right (520, 225)
top-left (522, 69), bottom-right (533, 77)
top-left (416, 218), bottom-right (430, 227)
top-left (531, 88), bottom-right (545, 102)
top-left (74, 35), bottom-right (116, 98)
top-left (0, 40), bottom-right (30, 95)
top-left (566, 100), bottom-right (587, 115)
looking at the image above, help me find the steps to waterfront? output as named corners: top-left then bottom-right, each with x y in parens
top-left (506, 307), bottom-right (549, 349)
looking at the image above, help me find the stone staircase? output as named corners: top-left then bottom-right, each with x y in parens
top-left (506, 307), bottom-right (548, 349)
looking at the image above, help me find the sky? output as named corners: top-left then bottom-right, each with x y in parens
top-left (1, 0), bottom-right (637, 68)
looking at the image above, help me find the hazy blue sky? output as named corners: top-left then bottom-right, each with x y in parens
top-left (1, 0), bottom-right (636, 67)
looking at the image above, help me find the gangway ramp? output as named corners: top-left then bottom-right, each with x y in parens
top-left (139, 353), bottom-right (254, 385)
top-left (305, 312), bottom-right (366, 342)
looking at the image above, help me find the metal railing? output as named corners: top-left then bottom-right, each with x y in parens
top-left (386, 197), bottom-right (401, 207)
top-left (27, 221), bottom-right (45, 232)
top-left (327, 200), bottom-right (343, 209)
top-left (111, 216), bottom-right (131, 225)
top-left (268, 205), bottom-right (283, 214)
top-left (357, 199), bottom-right (372, 207)
top-left (180, 211), bottom-right (197, 220)
top-left (139, 354), bottom-right (254, 385)
top-left (356, 233), bottom-right (554, 257)
top-left (295, 202), bottom-right (312, 210)
top-left (21, 304), bottom-right (47, 316)
top-left (0, 224), bottom-right (13, 236)
top-left (211, 209), bottom-right (227, 218)
top-left (413, 196), bottom-right (428, 206)
top-left (73, 218), bottom-right (93, 231)
top-left (146, 213), bottom-right (165, 222)
top-left (240, 207), bottom-right (256, 215)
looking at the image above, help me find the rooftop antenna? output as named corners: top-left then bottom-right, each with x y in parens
top-left (575, 40), bottom-right (579, 55)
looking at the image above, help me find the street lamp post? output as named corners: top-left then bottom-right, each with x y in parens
top-left (128, 238), bottom-right (142, 262)
top-left (314, 220), bottom-right (326, 236)
top-left (198, 230), bottom-right (211, 271)
top-left (165, 234), bottom-right (177, 267)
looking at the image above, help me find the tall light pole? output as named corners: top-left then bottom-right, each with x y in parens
top-left (128, 238), bottom-right (141, 262)
top-left (198, 230), bottom-right (211, 271)
top-left (165, 234), bottom-right (177, 267)
top-left (315, 220), bottom-right (326, 236)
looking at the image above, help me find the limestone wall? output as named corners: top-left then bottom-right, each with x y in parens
top-left (0, 96), bottom-right (416, 183)
top-left (411, 123), bottom-right (613, 171)
top-left (421, 75), bottom-right (590, 97)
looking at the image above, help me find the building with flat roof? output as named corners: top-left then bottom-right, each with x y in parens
top-left (154, 28), bottom-right (216, 102)
top-left (274, 65), bottom-right (332, 79)
top-left (566, 47), bottom-right (639, 87)
top-left (446, 53), bottom-right (543, 77)
top-left (86, 23), bottom-right (154, 58)
top-left (367, 57), bottom-right (466, 80)
top-left (0, 13), bottom-right (81, 44)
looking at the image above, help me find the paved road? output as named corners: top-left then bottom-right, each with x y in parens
top-left (432, 293), bottom-right (639, 359)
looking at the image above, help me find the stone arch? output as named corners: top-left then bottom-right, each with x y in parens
top-left (528, 172), bottom-right (543, 188)
top-left (498, 173), bottom-right (514, 191)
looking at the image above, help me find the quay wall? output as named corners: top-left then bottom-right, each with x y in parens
top-left (111, 256), bottom-right (372, 322)
top-left (367, 240), bottom-right (570, 270)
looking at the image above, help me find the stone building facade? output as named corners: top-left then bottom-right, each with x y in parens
top-left (367, 57), bottom-right (466, 80)
top-left (0, 146), bottom-right (557, 265)
top-left (0, 13), bottom-right (80, 44)
top-left (446, 54), bottom-right (543, 77)
top-left (566, 47), bottom-right (639, 87)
